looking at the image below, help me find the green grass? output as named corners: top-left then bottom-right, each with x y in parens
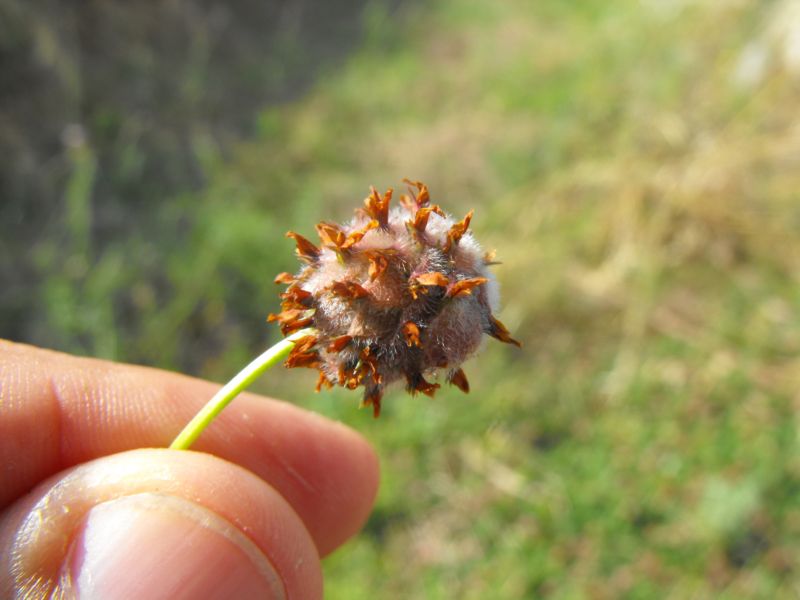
top-left (40, 0), bottom-right (800, 596)
top-left (250, 1), bottom-right (797, 597)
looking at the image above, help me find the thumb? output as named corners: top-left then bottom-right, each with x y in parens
top-left (0, 449), bottom-right (323, 600)
top-left (61, 493), bottom-right (285, 599)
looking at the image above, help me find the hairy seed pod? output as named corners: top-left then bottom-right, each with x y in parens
top-left (271, 180), bottom-right (520, 417)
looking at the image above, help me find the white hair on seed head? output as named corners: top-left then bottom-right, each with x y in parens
top-left (270, 180), bottom-right (520, 417)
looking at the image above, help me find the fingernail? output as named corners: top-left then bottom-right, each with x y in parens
top-left (61, 493), bottom-right (286, 600)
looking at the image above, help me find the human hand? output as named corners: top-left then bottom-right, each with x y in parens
top-left (0, 340), bottom-right (379, 599)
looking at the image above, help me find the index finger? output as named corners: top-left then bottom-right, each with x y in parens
top-left (0, 340), bottom-right (380, 556)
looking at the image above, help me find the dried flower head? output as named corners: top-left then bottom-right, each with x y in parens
top-left (270, 180), bottom-right (520, 417)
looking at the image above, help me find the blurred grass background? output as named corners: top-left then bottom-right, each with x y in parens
top-left (3, 0), bottom-right (800, 597)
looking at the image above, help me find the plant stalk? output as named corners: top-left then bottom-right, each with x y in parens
top-left (169, 328), bottom-right (316, 450)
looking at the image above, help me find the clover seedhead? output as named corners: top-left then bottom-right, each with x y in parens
top-left (269, 180), bottom-right (520, 417)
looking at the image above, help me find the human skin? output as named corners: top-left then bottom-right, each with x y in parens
top-left (0, 340), bottom-right (380, 599)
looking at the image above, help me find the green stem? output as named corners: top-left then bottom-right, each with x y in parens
top-left (169, 328), bottom-right (316, 450)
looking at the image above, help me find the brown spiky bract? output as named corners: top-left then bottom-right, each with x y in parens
top-left (272, 180), bottom-right (520, 417)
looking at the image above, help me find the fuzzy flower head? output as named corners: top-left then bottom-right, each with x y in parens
top-left (270, 180), bottom-right (520, 417)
